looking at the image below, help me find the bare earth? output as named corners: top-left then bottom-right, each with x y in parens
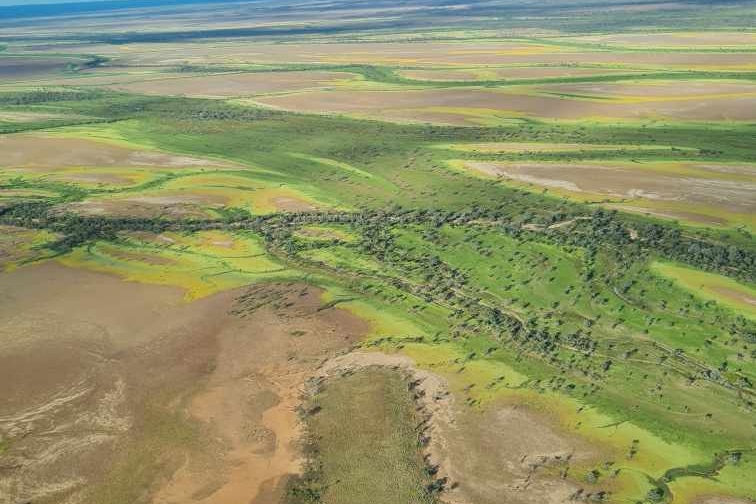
top-left (33, 42), bottom-right (756, 70)
top-left (0, 56), bottom-right (82, 80)
top-left (110, 71), bottom-right (355, 98)
top-left (399, 66), bottom-right (648, 81)
top-left (0, 264), bottom-right (365, 504)
top-left (460, 160), bottom-right (756, 224)
top-left (0, 134), bottom-right (234, 170)
top-left (540, 80), bottom-right (756, 98)
top-left (253, 87), bottom-right (756, 124)
top-left (557, 32), bottom-right (756, 48)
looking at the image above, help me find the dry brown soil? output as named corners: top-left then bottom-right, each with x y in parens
top-left (0, 57), bottom-right (81, 79)
top-left (0, 134), bottom-right (234, 170)
top-left (253, 87), bottom-right (756, 123)
top-left (541, 80), bottom-right (756, 97)
top-left (399, 67), bottom-right (647, 81)
top-left (462, 161), bottom-right (756, 218)
top-left (110, 71), bottom-right (354, 98)
top-left (560, 32), bottom-right (756, 48)
top-left (0, 263), bottom-right (365, 504)
top-left (41, 42), bottom-right (756, 70)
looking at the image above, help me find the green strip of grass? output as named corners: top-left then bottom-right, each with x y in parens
top-left (288, 368), bottom-right (439, 504)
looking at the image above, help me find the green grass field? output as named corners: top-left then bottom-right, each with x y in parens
top-left (289, 369), bottom-right (438, 504)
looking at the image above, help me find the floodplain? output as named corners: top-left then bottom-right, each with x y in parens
top-left (0, 1), bottom-right (754, 504)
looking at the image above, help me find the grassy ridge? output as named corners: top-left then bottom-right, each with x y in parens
top-left (289, 369), bottom-right (438, 504)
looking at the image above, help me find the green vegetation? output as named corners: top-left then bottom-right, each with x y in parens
top-left (288, 369), bottom-right (439, 504)
top-left (651, 262), bottom-right (756, 320)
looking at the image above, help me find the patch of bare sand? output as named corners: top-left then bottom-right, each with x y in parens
top-left (254, 87), bottom-right (756, 123)
top-left (271, 195), bottom-right (318, 212)
top-left (0, 134), bottom-right (234, 170)
top-left (110, 70), bottom-right (354, 98)
top-left (0, 263), bottom-right (366, 504)
top-left (693, 498), bottom-right (756, 504)
top-left (316, 351), bottom-right (598, 504)
top-left (152, 283), bottom-right (367, 504)
top-left (0, 57), bottom-right (81, 79)
top-left (58, 190), bottom-right (319, 219)
top-left (563, 32), bottom-right (756, 48)
top-left (462, 161), bottom-right (756, 216)
top-left (50, 171), bottom-right (136, 186)
top-left (57, 198), bottom-right (215, 219)
top-left (0, 262), bottom-right (228, 503)
top-left (606, 204), bottom-right (729, 226)
top-left (399, 66), bottom-right (646, 81)
top-left (711, 287), bottom-right (756, 307)
top-left (541, 80), bottom-right (756, 98)
top-left (57, 41), bottom-right (756, 69)
top-left (0, 111), bottom-right (84, 123)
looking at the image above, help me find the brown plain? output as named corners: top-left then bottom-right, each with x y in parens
top-left (540, 80), bottom-right (756, 97)
top-left (559, 32), bottom-right (756, 47)
top-left (462, 160), bottom-right (756, 222)
top-left (399, 66), bottom-right (648, 81)
top-left (253, 86), bottom-right (756, 123)
top-left (23, 41), bottom-right (756, 70)
top-left (0, 134), bottom-right (234, 170)
top-left (109, 70), bottom-right (355, 98)
top-left (0, 56), bottom-right (82, 79)
top-left (0, 263), bottom-right (366, 504)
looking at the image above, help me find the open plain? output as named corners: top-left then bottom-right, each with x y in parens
top-left (0, 1), bottom-right (754, 504)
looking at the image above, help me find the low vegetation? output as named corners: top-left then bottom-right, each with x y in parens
top-left (288, 369), bottom-right (439, 504)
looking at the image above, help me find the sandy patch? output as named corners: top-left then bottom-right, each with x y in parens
top-left (271, 195), bottom-right (317, 212)
top-left (541, 80), bottom-right (756, 98)
top-left (460, 160), bottom-right (756, 216)
top-left (711, 287), bottom-right (756, 307)
top-left (0, 226), bottom-right (56, 269)
top-left (0, 263), bottom-right (367, 504)
top-left (0, 133), bottom-right (233, 170)
top-left (5, 167), bottom-right (145, 187)
top-left (399, 66), bottom-right (647, 81)
top-left (711, 287), bottom-right (756, 308)
top-left (0, 110), bottom-right (83, 123)
top-left (0, 262), bottom-right (226, 503)
top-left (51, 41), bottom-right (756, 70)
top-left (153, 283), bottom-right (368, 504)
top-left (607, 205), bottom-right (730, 227)
top-left (253, 86), bottom-right (756, 123)
top-left (0, 56), bottom-right (81, 79)
top-left (693, 498), bottom-right (756, 504)
top-left (559, 32), bottom-right (756, 48)
top-left (57, 199), bottom-right (214, 219)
